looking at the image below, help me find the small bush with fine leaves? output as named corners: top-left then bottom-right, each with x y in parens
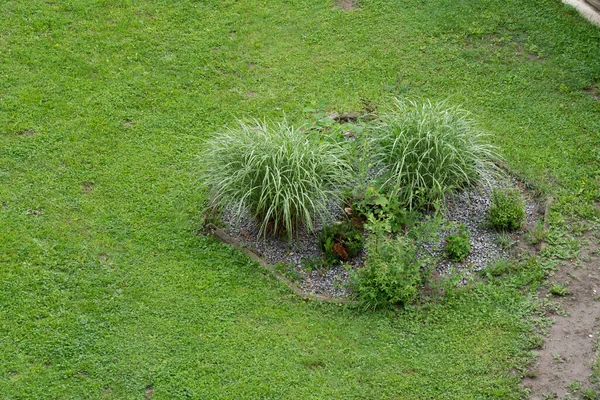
top-left (203, 120), bottom-right (351, 239)
top-left (445, 225), bottom-right (471, 262)
top-left (351, 235), bottom-right (423, 309)
top-left (488, 188), bottom-right (525, 231)
top-left (369, 99), bottom-right (500, 207)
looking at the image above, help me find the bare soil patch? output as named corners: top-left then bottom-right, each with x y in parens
top-left (334, 0), bottom-right (359, 11)
top-left (584, 83), bottom-right (600, 101)
top-left (82, 182), bottom-right (94, 193)
top-left (523, 231), bottom-right (600, 399)
top-left (26, 208), bottom-right (44, 217)
top-left (145, 385), bottom-right (153, 399)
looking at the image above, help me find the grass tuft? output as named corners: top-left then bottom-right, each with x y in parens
top-left (369, 99), bottom-right (500, 207)
top-left (203, 120), bottom-right (351, 239)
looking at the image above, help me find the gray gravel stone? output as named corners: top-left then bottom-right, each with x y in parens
top-left (218, 175), bottom-right (540, 297)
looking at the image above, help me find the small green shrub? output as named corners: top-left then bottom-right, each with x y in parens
top-left (369, 99), bottom-right (500, 207)
top-left (203, 120), bottom-right (351, 239)
top-left (319, 222), bottom-right (364, 267)
top-left (445, 225), bottom-right (471, 262)
top-left (351, 235), bottom-right (423, 309)
top-left (352, 187), bottom-right (419, 234)
top-left (488, 189), bottom-right (525, 231)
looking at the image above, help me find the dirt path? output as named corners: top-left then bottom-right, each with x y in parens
top-left (523, 232), bottom-right (600, 399)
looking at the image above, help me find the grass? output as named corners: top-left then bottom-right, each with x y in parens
top-left (369, 99), bottom-right (499, 207)
top-left (1, 0), bottom-right (600, 398)
top-left (526, 220), bottom-right (548, 245)
top-left (203, 120), bottom-right (349, 239)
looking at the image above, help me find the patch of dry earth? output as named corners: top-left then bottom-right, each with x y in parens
top-left (524, 232), bottom-right (600, 399)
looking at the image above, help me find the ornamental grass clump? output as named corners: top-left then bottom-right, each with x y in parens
top-left (203, 120), bottom-right (351, 239)
top-left (370, 99), bottom-right (500, 208)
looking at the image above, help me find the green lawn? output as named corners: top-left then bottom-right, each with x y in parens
top-left (1, 0), bottom-right (599, 398)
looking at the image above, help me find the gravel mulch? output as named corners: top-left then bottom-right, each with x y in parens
top-left (220, 203), bottom-right (358, 297)
top-left (217, 178), bottom-right (541, 298)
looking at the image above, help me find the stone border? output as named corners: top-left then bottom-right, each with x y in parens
top-left (205, 223), bottom-right (357, 304)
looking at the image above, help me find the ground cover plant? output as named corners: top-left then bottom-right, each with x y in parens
top-left (2, 0), bottom-right (600, 398)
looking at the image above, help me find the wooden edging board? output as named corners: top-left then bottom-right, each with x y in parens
top-left (205, 223), bottom-right (357, 305)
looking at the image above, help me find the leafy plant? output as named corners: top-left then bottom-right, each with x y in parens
top-left (444, 225), bottom-right (471, 262)
top-left (549, 282), bottom-right (569, 297)
top-left (352, 187), bottom-right (419, 234)
top-left (369, 99), bottom-right (500, 208)
top-left (203, 120), bottom-right (351, 239)
top-left (406, 212), bottom-right (447, 243)
top-left (351, 235), bottom-right (423, 309)
top-left (568, 380), bottom-right (581, 393)
top-left (319, 222), bottom-right (364, 267)
top-left (571, 221), bottom-right (590, 237)
top-left (301, 257), bottom-right (323, 273)
top-left (581, 388), bottom-right (599, 400)
top-left (488, 188), bottom-right (525, 231)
